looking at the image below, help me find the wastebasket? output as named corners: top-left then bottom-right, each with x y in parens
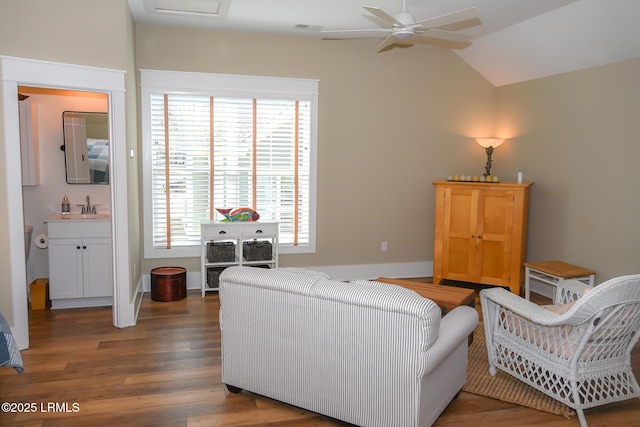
top-left (29, 278), bottom-right (50, 310)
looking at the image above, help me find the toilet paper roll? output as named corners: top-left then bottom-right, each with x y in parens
top-left (35, 233), bottom-right (48, 249)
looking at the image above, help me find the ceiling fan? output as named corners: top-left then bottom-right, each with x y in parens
top-left (322, 0), bottom-right (481, 52)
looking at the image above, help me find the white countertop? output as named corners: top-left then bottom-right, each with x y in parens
top-left (44, 213), bottom-right (111, 223)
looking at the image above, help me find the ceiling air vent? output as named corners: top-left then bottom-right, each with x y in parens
top-left (143, 0), bottom-right (231, 18)
top-left (294, 24), bottom-right (323, 31)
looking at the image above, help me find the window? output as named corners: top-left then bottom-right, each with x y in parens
top-left (141, 70), bottom-right (318, 258)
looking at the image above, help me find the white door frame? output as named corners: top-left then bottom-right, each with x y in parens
top-left (0, 56), bottom-right (134, 349)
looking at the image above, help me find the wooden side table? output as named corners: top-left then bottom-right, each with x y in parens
top-left (524, 261), bottom-right (596, 300)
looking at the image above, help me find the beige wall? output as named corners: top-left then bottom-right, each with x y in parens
top-left (495, 58), bottom-right (640, 282)
top-left (0, 0), bottom-right (139, 323)
top-left (135, 25), bottom-right (497, 274)
top-left (0, 0), bottom-right (128, 70)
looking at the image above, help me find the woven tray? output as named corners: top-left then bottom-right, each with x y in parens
top-left (207, 241), bottom-right (235, 263)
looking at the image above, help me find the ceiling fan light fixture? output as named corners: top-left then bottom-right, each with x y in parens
top-left (392, 27), bottom-right (415, 39)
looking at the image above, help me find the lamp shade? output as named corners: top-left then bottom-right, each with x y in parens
top-left (475, 138), bottom-right (505, 148)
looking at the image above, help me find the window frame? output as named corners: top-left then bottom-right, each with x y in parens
top-left (140, 69), bottom-right (319, 258)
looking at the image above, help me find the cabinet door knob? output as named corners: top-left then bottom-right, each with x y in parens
top-left (219, 230), bottom-right (226, 235)
top-left (256, 230), bottom-right (263, 234)
top-left (77, 245), bottom-right (81, 250)
top-left (83, 245), bottom-right (87, 249)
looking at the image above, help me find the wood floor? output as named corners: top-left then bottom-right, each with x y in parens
top-left (2, 286), bottom-right (639, 426)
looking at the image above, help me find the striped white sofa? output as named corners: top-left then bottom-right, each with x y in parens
top-left (219, 266), bottom-right (478, 427)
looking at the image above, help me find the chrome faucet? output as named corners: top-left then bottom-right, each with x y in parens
top-left (81, 195), bottom-right (96, 214)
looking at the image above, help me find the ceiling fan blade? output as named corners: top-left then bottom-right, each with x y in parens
top-left (363, 6), bottom-right (404, 28)
top-left (399, 37), bottom-right (471, 50)
top-left (414, 7), bottom-right (479, 29)
top-left (376, 35), bottom-right (397, 51)
top-left (416, 29), bottom-right (473, 43)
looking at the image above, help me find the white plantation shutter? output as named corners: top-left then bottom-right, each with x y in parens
top-left (142, 70), bottom-right (318, 257)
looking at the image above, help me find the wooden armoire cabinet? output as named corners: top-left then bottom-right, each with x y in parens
top-left (432, 181), bottom-right (533, 295)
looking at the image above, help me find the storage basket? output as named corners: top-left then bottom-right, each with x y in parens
top-left (207, 241), bottom-right (235, 262)
top-left (207, 266), bottom-right (227, 288)
top-left (243, 240), bottom-right (273, 261)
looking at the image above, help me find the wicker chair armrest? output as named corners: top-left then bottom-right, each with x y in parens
top-left (554, 279), bottom-right (591, 305)
top-left (480, 287), bottom-right (563, 325)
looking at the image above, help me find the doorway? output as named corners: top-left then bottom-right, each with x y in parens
top-left (20, 87), bottom-right (112, 309)
top-left (1, 56), bottom-right (135, 350)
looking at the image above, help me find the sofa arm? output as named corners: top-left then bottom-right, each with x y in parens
top-left (420, 305), bottom-right (478, 374)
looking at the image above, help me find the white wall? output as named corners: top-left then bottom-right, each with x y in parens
top-left (21, 88), bottom-right (110, 284)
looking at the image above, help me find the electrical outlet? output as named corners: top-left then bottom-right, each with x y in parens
top-left (381, 242), bottom-right (388, 252)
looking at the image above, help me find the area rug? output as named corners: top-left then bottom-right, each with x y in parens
top-left (463, 323), bottom-right (576, 419)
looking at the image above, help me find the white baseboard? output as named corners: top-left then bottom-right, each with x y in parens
top-left (51, 296), bottom-right (113, 309)
top-left (304, 261), bottom-right (433, 282)
top-left (133, 275), bottom-right (144, 322)
top-left (141, 262), bottom-right (434, 291)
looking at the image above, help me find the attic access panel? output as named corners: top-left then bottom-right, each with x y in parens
top-left (144, 0), bottom-right (231, 18)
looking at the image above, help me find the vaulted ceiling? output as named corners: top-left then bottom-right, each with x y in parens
top-left (128, 0), bottom-right (640, 86)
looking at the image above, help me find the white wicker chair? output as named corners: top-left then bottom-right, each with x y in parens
top-left (480, 274), bottom-right (640, 427)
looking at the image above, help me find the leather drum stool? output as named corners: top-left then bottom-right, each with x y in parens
top-left (151, 266), bottom-right (187, 302)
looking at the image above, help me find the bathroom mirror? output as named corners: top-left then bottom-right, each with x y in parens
top-left (62, 111), bottom-right (109, 184)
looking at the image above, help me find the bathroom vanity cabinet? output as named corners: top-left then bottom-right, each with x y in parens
top-left (46, 215), bottom-right (113, 308)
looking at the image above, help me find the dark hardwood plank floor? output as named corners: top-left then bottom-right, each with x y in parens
top-left (1, 285), bottom-right (639, 426)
